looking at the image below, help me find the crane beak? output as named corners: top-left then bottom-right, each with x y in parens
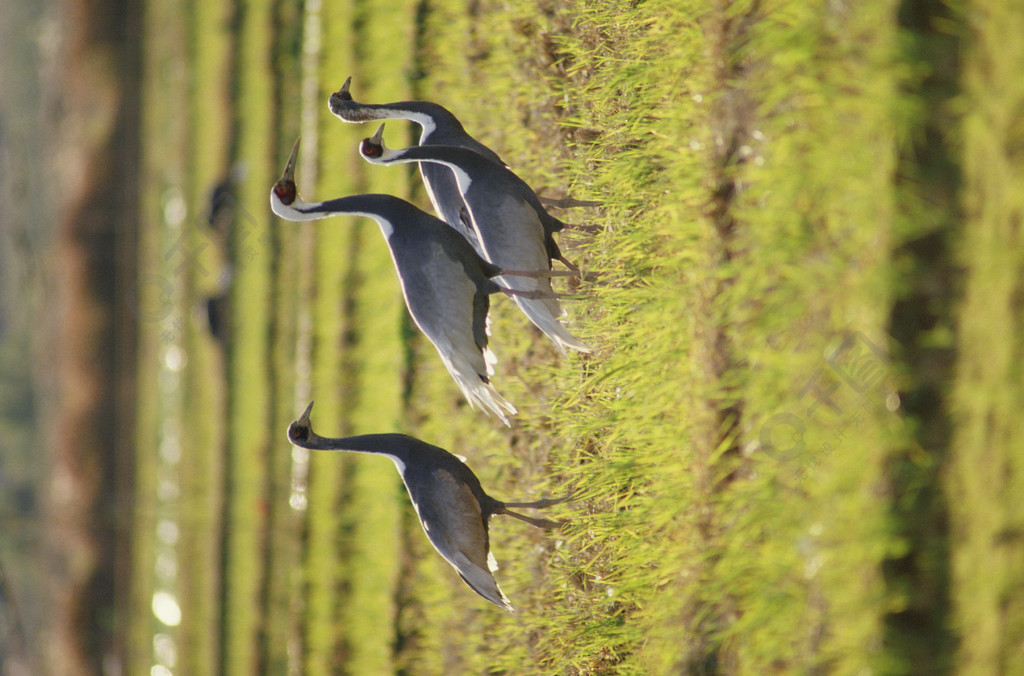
top-left (279, 137), bottom-right (300, 183)
top-left (295, 400), bottom-right (314, 427)
top-left (334, 76), bottom-right (353, 100)
top-left (369, 123), bottom-right (385, 145)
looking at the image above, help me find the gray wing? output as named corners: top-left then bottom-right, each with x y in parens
top-left (411, 470), bottom-right (512, 610)
top-left (462, 190), bottom-right (590, 352)
top-left (392, 237), bottom-right (491, 377)
top-left (420, 162), bottom-right (483, 254)
top-left (467, 191), bottom-right (548, 271)
top-left (468, 192), bottom-right (560, 315)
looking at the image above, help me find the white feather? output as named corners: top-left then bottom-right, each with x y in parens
top-left (272, 193), bottom-right (396, 240)
top-left (435, 346), bottom-right (517, 425)
top-left (482, 346), bottom-right (498, 377)
top-left (513, 294), bottom-right (591, 355)
top-left (386, 455), bottom-right (406, 476)
top-left (447, 164), bottom-right (473, 193)
top-left (497, 274), bottom-right (590, 355)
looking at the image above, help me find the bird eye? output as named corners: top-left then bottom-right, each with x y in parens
top-left (288, 424), bottom-right (307, 441)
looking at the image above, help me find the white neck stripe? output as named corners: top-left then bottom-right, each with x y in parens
top-left (271, 193), bottom-right (396, 239)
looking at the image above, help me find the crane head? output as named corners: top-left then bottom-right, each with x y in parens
top-left (328, 77), bottom-right (356, 118)
top-left (287, 401), bottom-right (316, 445)
top-left (272, 137), bottom-right (301, 206)
top-left (360, 123), bottom-right (387, 159)
top-left (334, 76), bottom-right (353, 101)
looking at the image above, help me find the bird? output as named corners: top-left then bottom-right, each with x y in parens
top-left (270, 138), bottom-right (570, 425)
top-left (286, 401), bottom-right (565, 611)
top-left (328, 77), bottom-right (505, 254)
top-left (199, 166), bottom-right (246, 343)
top-left (358, 124), bottom-right (591, 355)
top-left (328, 78), bottom-right (601, 255)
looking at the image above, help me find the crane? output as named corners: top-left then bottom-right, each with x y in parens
top-left (271, 139), bottom-right (572, 423)
top-left (287, 401), bottom-right (565, 611)
top-left (359, 124), bottom-right (590, 355)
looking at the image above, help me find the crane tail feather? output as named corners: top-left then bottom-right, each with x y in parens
top-left (436, 347), bottom-right (517, 425)
top-left (512, 296), bottom-right (591, 355)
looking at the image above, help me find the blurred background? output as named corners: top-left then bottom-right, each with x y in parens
top-left (3, 0), bottom-right (1024, 674)
top-left (1, 0), bottom-right (140, 673)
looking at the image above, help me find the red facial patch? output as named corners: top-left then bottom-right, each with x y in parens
top-left (361, 140), bottom-right (383, 158)
top-left (273, 181), bottom-right (297, 205)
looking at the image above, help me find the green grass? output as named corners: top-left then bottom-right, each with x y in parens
top-left (130, 0), bottom-right (195, 672)
top-left (949, 2), bottom-right (1024, 672)
top-left (176, 0), bottom-right (235, 673)
top-left (298, 6), bottom-right (355, 671)
top-left (218, 0), bottom-right (278, 671)
top-left (128, 0), bottom-right (1024, 673)
top-left (330, 13), bottom-right (412, 672)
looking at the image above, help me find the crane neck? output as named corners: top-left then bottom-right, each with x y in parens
top-left (329, 99), bottom-right (473, 142)
top-left (358, 106), bottom-right (439, 141)
top-left (272, 192), bottom-right (426, 239)
top-left (373, 145), bottom-right (477, 194)
top-left (299, 432), bottom-right (411, 473)
top-left (356, 106), bottom-right (503, 165)
top-left (382, 143), bottom-right (470, 165)
top-left (300, 432), bottom-right (389, 453)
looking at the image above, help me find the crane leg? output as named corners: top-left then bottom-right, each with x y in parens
top-left (498, 508), bottom-right (563, 529)
top-left (499, 287), bottom-right (587, 301)
top-left (556, 252), bottom-right (581, 272)
top-left (496, 496), bottom-right (569, 528)
top-left (546, 237), bottom-right (581, 273)
top-left (538, 196), bottom-right (603, 209)
top-left (502, 496), bottom-right (568, 509)
top-left (561, 222), bottom-right (603, 235)
top-left (500, 267), bottom-right (578, 279)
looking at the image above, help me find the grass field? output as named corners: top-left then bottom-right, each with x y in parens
top-left (130, 0), bottom-right (1024, 673)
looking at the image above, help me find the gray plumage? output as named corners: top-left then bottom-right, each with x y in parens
top-left (328, 77), bottom-right (503, 254)
top-left (360, 126), bottom-right (590, 355)
top-left (271, 139), bottom-right (517, 424)
top-left (286, 402), bottom-right (564, 611)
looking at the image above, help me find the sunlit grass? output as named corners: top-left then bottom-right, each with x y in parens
top-left (131, 0), bottom-right (193, 674)
top-left (175, 0), bottom-right (234, 672)
top-left (295, 3), bottom-right (356, 673)
top-left (291, 0), bottom-right (418, 673)
top-left (408, 0), bottom-right (911, 672)
top-left (327, 5), bottom-right (418, 673)
top-left (949, 1), bottom-right (1024, 672)
top-left (130, 0), bottom-right (1024, 673)
top-left (220, 0), bottom-right (277, 672)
